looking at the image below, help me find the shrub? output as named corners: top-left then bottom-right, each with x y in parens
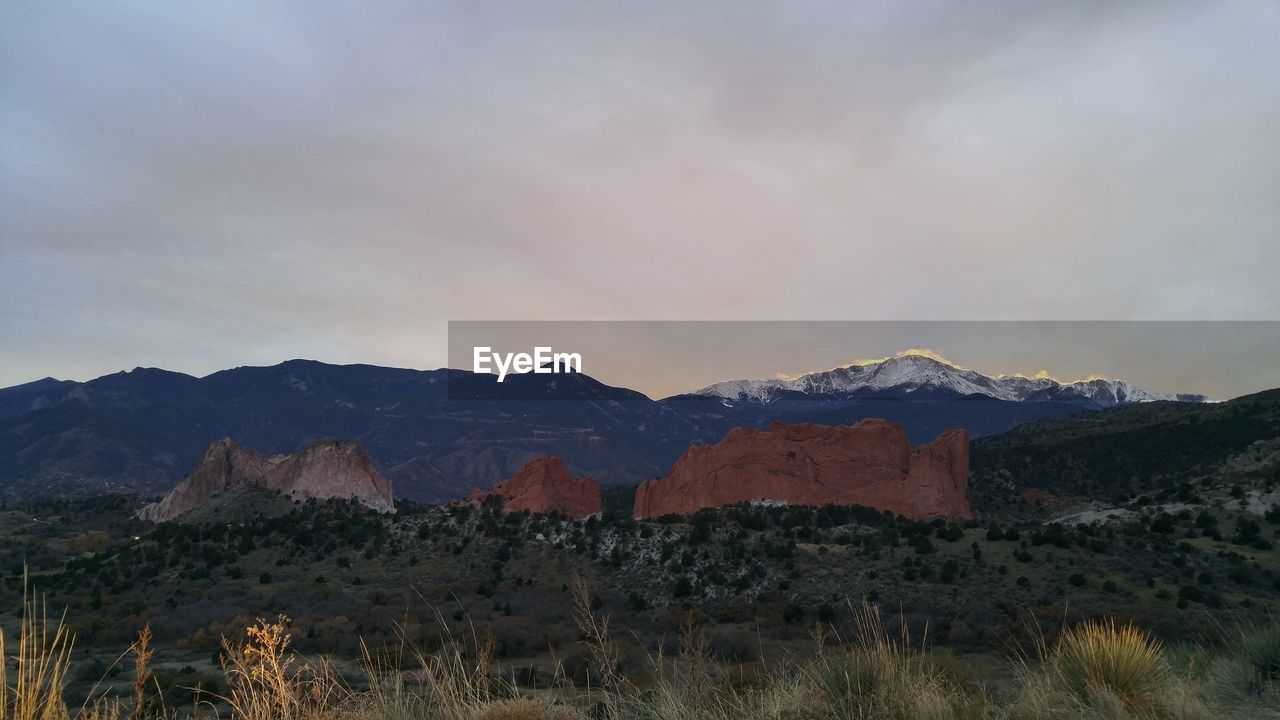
top-left (936, 525), bottom-right (964, 543)
top-left (1237, 622), bottom-right (1280, 687)
top-left (782, 604), bottom-right (805, 624)
top-left (672, 576), bottom-right (693, 598)
top-left (1052, 619), bottom-right (1167, 713)
top-left (625, 592), bottom-right (647, 612)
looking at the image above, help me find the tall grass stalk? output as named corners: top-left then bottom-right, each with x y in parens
top-left (128, 626), bottom-right (151, 720)
top-left (569, 576), bottom-right (620, 696)
top-left (1, 578), bottom-right (76, 720)
top-left (804, 601), bottom-right (970, 720)
top-left (217, 615), bottom-right (343, 720)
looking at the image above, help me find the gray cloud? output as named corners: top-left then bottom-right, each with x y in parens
top-left (2, 1), bottom-right (1279, 387)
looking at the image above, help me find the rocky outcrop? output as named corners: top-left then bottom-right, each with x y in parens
top-left (632, 420), bottom-right (970, 520)
top-left (138, 438), bottom-right (394, 522)
top-left (469, 456), bottom-right (601, 519)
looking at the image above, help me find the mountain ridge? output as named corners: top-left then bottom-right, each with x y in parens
top-left (690, 353), bottom-right (1210, 406)
top-left (0, 357), bottom-right (1217, 503)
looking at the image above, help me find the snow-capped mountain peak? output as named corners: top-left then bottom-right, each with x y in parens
top-left (691, 352), bottom-right (1209, 407)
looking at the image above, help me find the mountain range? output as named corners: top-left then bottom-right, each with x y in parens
top-left (693, 353), bottom-right (1210, 406)
top-left (0, 353), bottom-right (1212, 502)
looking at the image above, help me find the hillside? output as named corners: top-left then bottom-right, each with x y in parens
top-left (5, 487), bottom-right (1278, 701)
top-left (971, 389), bottom-right (1280, 512)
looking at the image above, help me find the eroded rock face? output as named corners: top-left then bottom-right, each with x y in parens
top-left (138, 438), bottom-right (394, 522)
top-left (470, 456), bottom-right (601, 519)
top-left (632, 420), bottom-right (970, 520)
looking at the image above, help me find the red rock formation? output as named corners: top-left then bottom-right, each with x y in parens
top-left (632, 420), bottom-right (970, 520)
top-left (138, 438), bottom-right (394, 522)
top-left (470, 456), bottom-right (601, 519)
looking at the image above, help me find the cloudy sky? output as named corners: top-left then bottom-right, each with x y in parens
top-left (2, 1), bottom-right (1279, 389)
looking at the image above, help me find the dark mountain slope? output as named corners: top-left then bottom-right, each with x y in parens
top-left (0, 363), bottom-right (717, 501)
top-left (0, 401), bottom-right (181, 496)
top-left (0, 360), bottom-right (1187, 502)
top-left (0, 376), bottom-right (78, 421)
top-left (971, 389), bottom-right (1280, 507)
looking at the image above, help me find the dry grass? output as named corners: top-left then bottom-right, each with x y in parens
top-left (803, 601), bottom-right (976, 720)
top-left (2, 578), bottom-right (1279, 720)
top-left (351, 598), bottom-right (578, 720)
top-left (1000, 617), bottom-right (1280, 720)
top-left (129, 627), bottom-right (152, 720)
top-left (1007, 618), bottom-right (1168, 719)
top-left (568, 575), bottom-right (621, 695)
top-left (1053, 619), bottom-right (1168, 712)
top-left (218, 615), bottom-right (343, 720)
top-left (1, 580), bottom-right (76, 720)
top-left (471, 699), bottom-right (583, 720)
top-left (401, 611), bottom-right (499, 719)
top-left (627, 601), bottom-right (979, 720)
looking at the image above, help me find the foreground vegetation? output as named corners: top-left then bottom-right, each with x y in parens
top-left (2, 486), bottom-right (1278, 718)
top-left (4, 575), bottom-right (1279, 720)
top-left (8, 489), bottom-right (1278, 654)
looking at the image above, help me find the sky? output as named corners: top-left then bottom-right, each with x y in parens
top-left (2, 2), bottom-right (1279, 390)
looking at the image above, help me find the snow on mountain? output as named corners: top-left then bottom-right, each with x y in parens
top-left (692, 353), bottom-right (1210, 407)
